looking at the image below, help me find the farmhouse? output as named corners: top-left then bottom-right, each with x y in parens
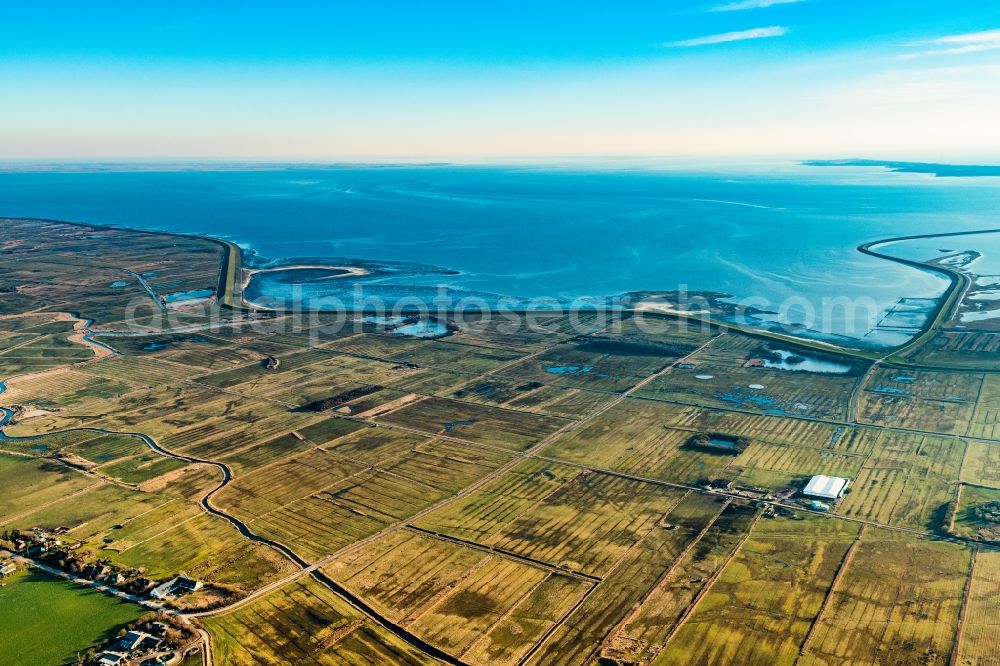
top-left (174, 576), bottom-right (202, 593)
top-left (803, 475), bottom-right (849, 500)
top-left (0, 560), bottom-right (16, 577)
top-left (117, 630), bottom-right (149, 651)
top-left (150, 575), bottom-right (203, 599)
top-left (95, 652), bottom-right (126, 666)
top-left (149, 579), bottom-right (173, 600)
top-left (115, 629), bottom-right (162, 653)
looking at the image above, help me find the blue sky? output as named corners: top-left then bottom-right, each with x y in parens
top-left (3, 0), bottom-right (1000, 160)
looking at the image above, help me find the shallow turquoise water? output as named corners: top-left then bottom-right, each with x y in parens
top-left (545, 365), bottom-right (593, 375)
top-left (2, 163), bottom-right (999, 347)
top-left (163, 288), bottom-right (214, 303)
top-left (760, 350), bottom-right (851, 374)
top-left (392, 320), bottom-right (449, 338)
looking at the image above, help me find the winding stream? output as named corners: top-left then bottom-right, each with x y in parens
top-left (0, 383), bottom-right (464, 663)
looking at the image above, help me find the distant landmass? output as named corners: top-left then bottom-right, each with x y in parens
top-left (804, 159), bottom-right (1000, 177)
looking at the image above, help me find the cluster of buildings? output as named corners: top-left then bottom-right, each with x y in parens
top-left (700, 473), bottom-right (851, 515)
top-left (94, 625), bottom-right (171, 666)
top-left (11, 526), bottom-right (76, 555)
top-left (8, 526), bottom-right (203, 602)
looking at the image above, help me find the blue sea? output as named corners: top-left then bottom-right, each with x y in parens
top-left (1, 162), bottom-right (998, 347)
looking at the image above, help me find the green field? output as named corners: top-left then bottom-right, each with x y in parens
top-left (0, 569), bottom-right (143, 666)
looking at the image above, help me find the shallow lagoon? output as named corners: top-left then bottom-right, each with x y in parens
top-left (545, 365), bottom-right (593, 375)
top-left (707, 437), bottom-right (739, 450)
top-left (393, 320), bottom-right (449, 338)
top-left (960, 308), bottom-right (1000, 323)
top-left (761, 350), bottom-right (852, 374)
top-left (163, 288), bottom-right (213, 303)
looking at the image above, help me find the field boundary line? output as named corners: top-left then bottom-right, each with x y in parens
top-left (602, 496), bottom-right (732, 656)
top-left (966, 375), bottom-right (989, 438)
top-left (950, 544), bottom-right (979, 666)
top-left (798, 524), bottom-right (866, 659)
top-left (518, 581), bottom-right (599, 666)
top-left (459, 571), bottom-right (553, 660)
top-left (398, 556), bottom-right (494, 627)
top-left (406, 525), bottom-right (602, 582)
top-left (656, 510), bottom-right (762, 653)
top-left (949, 483), bottom-right (965, 535)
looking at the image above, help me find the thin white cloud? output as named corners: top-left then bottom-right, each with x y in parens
top-left (902, 28), bottom-right (1000, 58)
top-left (711, 0), bottom-right (805, 12)
top-left (931, 28), bottom-right (1000, 45)
top-left (668, 26), bottom-right (788, 48)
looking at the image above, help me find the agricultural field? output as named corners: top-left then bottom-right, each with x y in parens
top-left (416, 465), bottom-right (690, 577)
top-left (0, 450), bottom-right (294, 597)
top-left (495, 339), bottom-right (680, 393)
top-left (838, 431), bottom-right (964, 531)
top-left (864, 367), bottom-right (984, 402)
top-left (950, 484), bottom-right (1000, 542)
top-left (213, 429), bottom-right (512, 561)
top-left (0, 218), bottom-right (224, 327)
top-left (857, 393), bottom-right (975, 435)
top-left (0, 455), bottom-right (102, 521)
top-left (202, 577), bottom-right (438, 665)
top-left (375, 396), bottom-right (570, 451)
top-left (633, 334), bottom-right (863, 420)
top-left (956, 548), bottom-right (1000, 666)
top-left (969, 374), bottom-right (1000, 440)
top-left (908, 330), bottom-right (1000, 370)
top-left (539, 399), bottom-right (724, 484)
top-left (108, 510), bottom-right (297, 593)
top-left (960, 439), bottom-right (1000, 488)
top-left (0, 569), bottom-right (144, 666)
top-left (799, 532), bottom-right (970, 665)
top-left (324, 529), bottom-right (593, 665)
top-left (599, 496), bottom-right (761, 665)
top-left (653, 515), bottom-right (858, 665)
top-left (528, 498), bottom-right (759, 666)
top-left (446, 375), bottom-right (617, 419)
top-left (2, 219), bottom-right (998, 664)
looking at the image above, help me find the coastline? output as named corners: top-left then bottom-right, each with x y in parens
top-left (858, 227), bottom-right (1000, 365)
top-left (4, 215), bottom-right (998, 364)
